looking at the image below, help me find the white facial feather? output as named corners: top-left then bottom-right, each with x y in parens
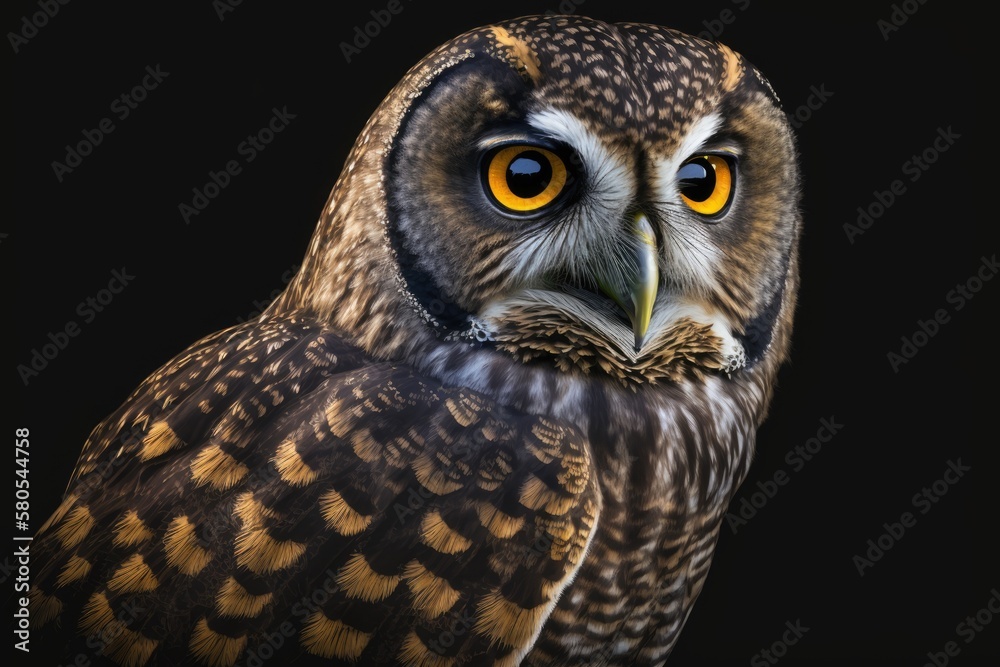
top-left (657, 112), bottom-right (726, 181)
top-left (501, 108), bottom-right (635, 284)
top-left (653, 112), bottom-right (728, 295)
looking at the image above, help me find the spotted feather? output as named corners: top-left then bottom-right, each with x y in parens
top-left (32, 316), bottom-right (600, 666)
top-left (33, 12), bottom-right (800, 667)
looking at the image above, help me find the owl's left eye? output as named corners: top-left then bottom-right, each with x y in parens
top-left (483, 145), bottom-right (568, 213)
top-left (678, 154), bottom-right (735, 217)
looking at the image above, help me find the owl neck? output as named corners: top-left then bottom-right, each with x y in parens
top-left (269, 167), bottom-right (448, 360)
top-left (412, 334), bottom-right (774, 508)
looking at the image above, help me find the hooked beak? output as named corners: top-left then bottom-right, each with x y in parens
top-left (595, 212), bottom-right (659, 352)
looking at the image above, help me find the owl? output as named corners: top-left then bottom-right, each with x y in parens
top-left (31, 15), bottom-right (800, 667)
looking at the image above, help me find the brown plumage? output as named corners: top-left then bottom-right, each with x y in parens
top-left (32, 15), bottom-right (800, 666)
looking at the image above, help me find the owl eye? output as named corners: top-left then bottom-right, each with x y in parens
top-left (484, 145), bottom-right (568, 213)
top-left (678, 154), bottom-right (734, 217)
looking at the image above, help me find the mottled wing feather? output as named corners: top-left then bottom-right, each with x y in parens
top-left (32, 316), bottom-right (601, 667)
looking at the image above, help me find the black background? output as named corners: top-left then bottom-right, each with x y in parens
top-left (8, 1), bottom-right (995, 665)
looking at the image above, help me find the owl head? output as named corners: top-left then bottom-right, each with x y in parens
top-left (275, 15), bottom-right (801, 387)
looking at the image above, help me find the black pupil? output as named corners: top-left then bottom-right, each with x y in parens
top-left (678, 158), bottom-right (716, 202)
top-left (506, 151), bottom-right (551, 198)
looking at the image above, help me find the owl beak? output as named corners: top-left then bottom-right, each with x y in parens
top-left (596, 212), bottom-right (659, 353)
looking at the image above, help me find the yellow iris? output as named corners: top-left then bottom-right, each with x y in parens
top-left (486, 146), bottom-right (568, 212)
top-left (679, 155), bottom-right (733, 216)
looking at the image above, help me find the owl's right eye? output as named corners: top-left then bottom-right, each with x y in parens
top-left (678, 154), bottom-right (735, 217)
top-left (483, 145), bottom-right (569, 214)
